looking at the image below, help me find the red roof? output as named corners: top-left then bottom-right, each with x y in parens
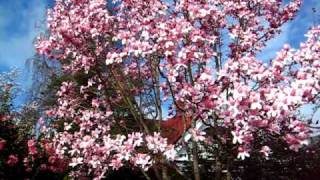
top-left (160, 116), bottom-right (192, 144)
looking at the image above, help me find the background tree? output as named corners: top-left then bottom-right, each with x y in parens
top-left (0, 68), bottom-right (67, 179)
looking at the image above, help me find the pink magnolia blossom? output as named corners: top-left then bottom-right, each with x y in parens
top-left (260, 146), bottom-right (272, 159)
top-left (237, 146), bottom-right (250, 160)
top-left (146, 132), bottom-right (168, 153)
top-left (69, 157), bottom-right (84, 168)
top-left (190, 128), bottom-right (206, 142)
top-left (132, 153), bottom-right (152, 171)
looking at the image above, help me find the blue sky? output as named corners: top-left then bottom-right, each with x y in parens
top-left (258, 0), bottom-right (320, 61)
top-left (0, 0), bottom-right (53, 72)
top-left (0, 0), bottom-right (319, 116)
top-left (0, 0), bottom-right (54, 105)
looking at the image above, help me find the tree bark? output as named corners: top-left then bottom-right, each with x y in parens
top-left (192, 141), bottom-right (201, 180)
top-left (215, 159), bottom-right (222, 180)
top-left (162, 162), bottom-right (169, 180)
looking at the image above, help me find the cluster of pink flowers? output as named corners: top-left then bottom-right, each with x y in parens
top-left (6, 154), bottom-right (19, 167)
top-left (27, 139), bottom-right (38, 155)
top-left (55, 130), bottom-right (175, 177)
top-left (216, 26), bottom-right (320, 157)
top-left (35, 0), bottom-right (320, 178)
top-left (23, 138), bottom-right (65, 173)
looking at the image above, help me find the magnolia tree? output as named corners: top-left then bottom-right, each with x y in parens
top-left (35, 0), bottom-right (320, 179)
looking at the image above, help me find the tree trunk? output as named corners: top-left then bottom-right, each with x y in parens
top-left (153, 166), bottom-right (162, 180)
top-left (162, 158), bottom-right (169, 180)
top-left (192, 141), bottom-right (201, 180)
top-left (215, 160), bottom-right (222, 180)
